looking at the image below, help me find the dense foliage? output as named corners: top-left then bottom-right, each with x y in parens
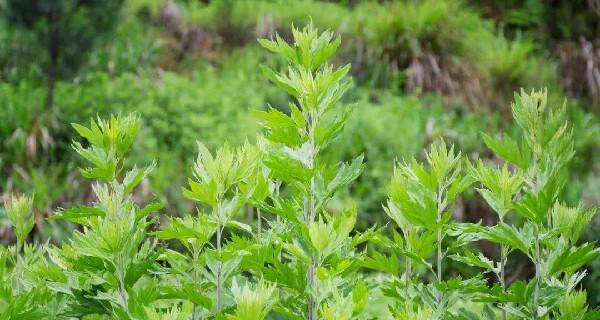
top-left (1, 0), bottom-right (600, 317)
top-left (1, 23), bottom-right (598, 320)
top-left (3, 0), bottom-right (123, 109)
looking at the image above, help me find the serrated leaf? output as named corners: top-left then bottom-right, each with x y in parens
top-left (50, 206), bottom-right (106, 226)
top-left (482, 133), bottom-right (529, 169)
top-left (549, 242), bottom-right (600, 276)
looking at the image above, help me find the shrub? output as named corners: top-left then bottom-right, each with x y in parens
top-left (174, 0), bottom-right (557, 107)
top-left (0, 48), bottom-right (283, 215)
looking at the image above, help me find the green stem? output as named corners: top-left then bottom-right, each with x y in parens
top-left (257, 208), bottom-right (262, 247)
top-left (404, 229), bottom-right (412, 294)
top-left (305, 191), bottom-right (317, 320)
top-left (191, 245), bottom-right (200, 320)
top-left (497, 216), bottom-right (508, 320)
top-left (275, 184), bottom-right (283, 299)
top-left (437, 229), bottom-right (442, 282)
top-left (14, 240), bottom-right (23, 292)
top-left (500, 244), bottom-right (507, 320)
top-left (116, 253), bottom-right (128, 310)
top-left (15, 239), bottom-right (22, 265)
top-left (533, 228), bottom-right (541, 320)
top-left (437, 227), bottom-right (442, 283)
top-left (435, 190), bottom-right (444, 303)
top-left (216, 224), bottom-right (223, 314)
top-left (306, 109), bottom-right (317, 320)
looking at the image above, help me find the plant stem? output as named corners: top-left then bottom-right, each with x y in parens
top-left (305, 188), bottom-right (317, 320)
top-left (14, 240), bottom-right (23, 292)
top-left (533, 228), bottom-right (541, 320)
top-left (275, 183), bottom-right (283, 299)
top-left (436, 190), bottom-right (443, 303)
top-left (307, 260), bottom-right (316, 320)
top-left (116, 253), bottom-right (128, 310)
top-left (257, 208), bottom-right (262, 248)
top-left (500, 244), bottom-right (507, 320)
top-left (437, 227), bottom-right (442, 283)
top-left (496, 216), bottom-right (508, 320)
top-left (306, 110), bottom-right (317, 320)
top-left (15, 239), bottom-right (22, 265)
top-left (216, 224), bottom-right (223, 314)
top-left (191, 245), bottom-right (200, 320)
top-left (404, 229), bottom-right (412, 295)
top-left (435, 226), bottom-right (444, 312)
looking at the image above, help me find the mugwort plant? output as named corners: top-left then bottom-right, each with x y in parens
top-left (0, 24), bottom-right (597, 320)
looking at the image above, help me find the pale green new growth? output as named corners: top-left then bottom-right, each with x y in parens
top-left (157, 141), bottom-right (263, 318)
top-left (384, 139), bottom-right (474, 318)
top-left (257, 23), bottom-right (366, 320)
top-left (469, 161), bottom-right (523, 220)
top-left (551, 204), bottom-right (595, 244)
top-left (458, 89), bottom-right (599, 320)
top-left (71, 114), bottom-right (141, 181)
top-left (48, 114), bottom-right (167, 318)
top-left (319, 291), bottom-right (354, 320)
top-left (227, 279), bottom-right (277, 320)
top-left (5, 194), bottom-right (34, 249)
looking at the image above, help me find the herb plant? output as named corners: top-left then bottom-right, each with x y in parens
top-left (155, 141), bottom-right (267, 319)
top-left (0, 25), bottom-right (598, 320)
top-left (48, 115), bottom-right (168, 318)
top-left (254, 24), bottom-right (368, 319)
top-left (457, 89), bottom-right (599, 320)
top-left (1, 194), bottom-right (59, 318)
top-left (381, 140), bottom-right (477, 318)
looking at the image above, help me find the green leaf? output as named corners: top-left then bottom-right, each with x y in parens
top-left (228, 278), bottom-right (277, 320)
top-left (255, 107), bottom-right (305, 146)
top-left (482, 132), bottom-right (529, 169)
top-left (183, 179), bottom-right (218, 207)
top-left (478, 222), bottom-right (532, 256)
top-left (450, 251), bottom-right (496, 272)
top-left (513, 185), bottom-right (558, 224)
top-left (4, 194), bottom-right (35, 243)
top-left (281, 241), bottom-right (312, 265)
top-left (260, 65), bottom-right (301, 98)
top-left (314, 105), bottom-right (351, 149)
top-left (153, 215), bottom-right (216, 245)
top-left (323, 154), bottom-right (364, 203)
top-left (312, 35), bottom-right (341, 70)
top-left (135, 199), bottom-right (164, 221)
top-left (361, 251), bottom-right (400, 275)
top-left (352, 280), bottom-right (368, 314)
top-left (123, 162), bottom-right (156, 194)
top-left (125, 242), bottom-right (161, 287)
top-left (50, 205), bottom-right (106, 225)
top-left (258, 34), bottom-right (299, 65)
top-left (264, 152), bottom-right (312, 186)
top-left (161, 283), bottom-right (212, 309)
top-left (227, 221), bottom-right (253, 234)
top-left (448, 174), bottom-right (475, 202)
top-left (549, 242), bottom-right (600, 276)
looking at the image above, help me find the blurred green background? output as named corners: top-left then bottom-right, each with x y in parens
top-left (1, 0), bottom-right (600, 306)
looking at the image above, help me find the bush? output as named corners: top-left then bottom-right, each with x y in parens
top-left (176, 0), bottom-right (559, 110)
top-left (1, 46), bottom-right (283, 216)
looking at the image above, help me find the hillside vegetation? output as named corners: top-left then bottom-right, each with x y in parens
top-left (1, 0), bottom-right (600, 317)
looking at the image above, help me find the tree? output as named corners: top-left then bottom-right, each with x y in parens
top-left (4, 0), bottom-right (123, 109)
